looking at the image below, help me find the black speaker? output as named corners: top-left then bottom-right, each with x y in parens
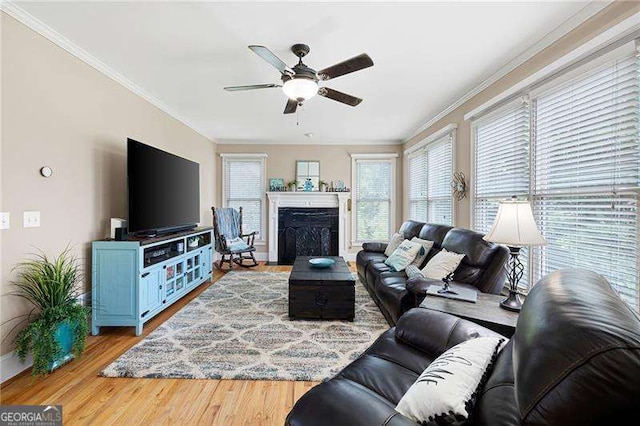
top-left (115, 227), bottom-right (128, 241)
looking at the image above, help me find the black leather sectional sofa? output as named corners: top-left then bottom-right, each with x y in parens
top-left (286, 269), bottom-right (640, 425)
top-left (356, 221), bottom-right (510, 325)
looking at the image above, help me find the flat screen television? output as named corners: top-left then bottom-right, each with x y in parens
top-left (127, 138), bottom-right (199, 235)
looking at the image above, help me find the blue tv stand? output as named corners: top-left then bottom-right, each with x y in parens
top-left (91, 227), bottom-right (213, 336)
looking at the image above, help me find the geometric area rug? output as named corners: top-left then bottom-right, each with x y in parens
top-left (100, 271), bottom-right (389, 381)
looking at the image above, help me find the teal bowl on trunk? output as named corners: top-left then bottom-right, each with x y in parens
top-left (309, 258), bottom-right (335, 268)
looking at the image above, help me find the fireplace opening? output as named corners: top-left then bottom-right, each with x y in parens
top-left (277, 207), bottom-right (339, 265)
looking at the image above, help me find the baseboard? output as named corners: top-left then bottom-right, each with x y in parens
top-left (1, 351), bottom-right (32, 384)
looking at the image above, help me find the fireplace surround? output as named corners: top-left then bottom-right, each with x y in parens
top-left (266, 192), bottom-right (351, 263)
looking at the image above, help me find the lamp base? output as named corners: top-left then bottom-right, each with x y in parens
top-left (500, 290), bottom-right (523, 312)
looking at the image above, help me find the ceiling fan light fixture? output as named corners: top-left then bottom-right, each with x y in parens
top-left (282, 78), bottom-right (318, 102)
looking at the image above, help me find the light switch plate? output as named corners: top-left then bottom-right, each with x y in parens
top-left (0, 212), bottom-right (9, 230)
top-left (23, 211), bottom-right (41, 228)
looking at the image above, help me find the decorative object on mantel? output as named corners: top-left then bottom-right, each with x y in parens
top-left (483, 196), bottom-right (546, 312)
top-left (327, 180), bottom-right (351, 192)
top-left (450, 171), bottom-right (467, 201)
top-left (269, 178), bottom-right (286, 192)
top-left (296, 160), bottom-right (320, 191)
top-left (287, 180), bottom-right (298, 191)
top-left (303, 178), bottom-right (314, 191)
top-left (319, 180), bottom-right (327, 192)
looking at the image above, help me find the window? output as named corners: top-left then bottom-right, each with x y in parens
top-left (473, 101), bottom-right (531, 289)
top-left (221, 154), bottom-right (266, 240)
top-left (472, 46), bottom-right (640, 309)
top-left (352, 154), bottom-right (397, 242)
top-left (531, 53), bottom-right (639, 309)
top-left (407, 129), bottom-right (455, 225)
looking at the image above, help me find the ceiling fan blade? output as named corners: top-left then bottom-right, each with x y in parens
top-left (284, 99), bottom-right (298, 114)
top-left (224, 84), bottom-right (281, 92)
top-left (318, 87), bottom-right (362, 107)
top-left (248, 45), bottom-right (293, 75)
top-left (317, 53), bottom-right (373, 81)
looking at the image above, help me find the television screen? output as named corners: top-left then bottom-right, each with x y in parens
top-left (127, 138), bottom-right (200, 234)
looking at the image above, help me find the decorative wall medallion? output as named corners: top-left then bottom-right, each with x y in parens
top-left (451, 171), bottom-right (467, 201)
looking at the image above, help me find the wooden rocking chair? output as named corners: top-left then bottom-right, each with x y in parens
top-left (211, 206), bottom-right (259, 270)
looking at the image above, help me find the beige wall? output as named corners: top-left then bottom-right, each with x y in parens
top-left (215, 144), bottom-right (403, 252)
top-left (0, 14), bottom-right (216, 356)
top-left (403, 1), bottom-right (640, 229)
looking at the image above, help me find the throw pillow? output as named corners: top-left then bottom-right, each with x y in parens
top-left (405, 265), bottom-right (426, 279)
top-left (421, 249), bottom-right (465, 280)
top-left (385, 240), bottom-right (423, 272)
top-left (384, 233), bottom-right (405, 257)
top-left (410, 237), bottom-right (435, 267)
top-left (396, 336), bottom-right (505, 425)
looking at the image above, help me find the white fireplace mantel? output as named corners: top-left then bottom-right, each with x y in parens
top-left (266, 191), bottom-right (351, 263)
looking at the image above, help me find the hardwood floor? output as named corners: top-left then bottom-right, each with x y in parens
top-left (0, 265), bottom-right (322, 425)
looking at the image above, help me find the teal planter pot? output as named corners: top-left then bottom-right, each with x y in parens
top-left (49, 321), bottom-right (75, 371)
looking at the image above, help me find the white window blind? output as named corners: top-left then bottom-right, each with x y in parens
top-left (223, 157), bottom-right (265, 237)
top-left (408, 152), bottom-right (428, 222)
top-left (532, 53), bottom-right (640, 310)
top-left (354, 158), bottom-right (394, 241)
top-left (408, 134), bottom-right (454, 225)
top-left (473, 101), bottom-right (531, 289)
top-left (427, 136), bottom-right (454, 225)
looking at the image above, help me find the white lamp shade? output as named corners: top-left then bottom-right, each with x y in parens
top-left (282, 78), bottom-right (318, 101)
top-left (483, 198), bottom-right (547, 247)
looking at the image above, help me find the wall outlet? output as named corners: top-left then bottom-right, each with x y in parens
top-left (23, 211), bottom-right (41, 228)
top-left (0, 212), bottom-right (9, 230)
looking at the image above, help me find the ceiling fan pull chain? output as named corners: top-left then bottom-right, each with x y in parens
top-left (296, 108), bottom-right (299, 126)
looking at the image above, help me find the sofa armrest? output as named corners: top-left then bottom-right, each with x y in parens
top-left (395, 308), bottom-right (503, 356)
top-left (405, 276), bottom-right (441, 295)
top-left (361, 242), bottom-right (388, 253)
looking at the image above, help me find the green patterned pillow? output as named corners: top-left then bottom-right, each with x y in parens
top-left (410, 237), bottom-right (435, 267)
top-left (385, 240), bottom-right (423, 272)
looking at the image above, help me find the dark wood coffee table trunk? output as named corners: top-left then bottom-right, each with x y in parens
top-left (288, 256), bottom-right (355, 321)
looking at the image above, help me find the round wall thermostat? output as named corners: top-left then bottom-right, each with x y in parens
top-left (40, 166), bottom-right (53, 177)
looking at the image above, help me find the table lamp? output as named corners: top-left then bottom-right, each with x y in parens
top-left (483, 196), bottom-right (546, 312)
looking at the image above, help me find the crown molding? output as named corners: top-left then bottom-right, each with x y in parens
top-left (1, 2), bottom-right (214, 142)
top-left (216, 138), bottom-right (402, 146)
top-left (402, 0), bottom-right (613, 144)
top-left (404, 123), bottom-right (457, 156)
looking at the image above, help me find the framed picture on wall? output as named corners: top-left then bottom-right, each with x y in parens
top-left (269, 178), bottom-right (285, 191)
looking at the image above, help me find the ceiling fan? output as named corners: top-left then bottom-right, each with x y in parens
top-left (224, 44), bottom-right (374, 114)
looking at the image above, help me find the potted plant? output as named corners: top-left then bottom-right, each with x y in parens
top-left (287, 180), bottom-right (298, 192)
top-left (12, 248), bottom-right (88, 375)
top-left (319, 180), bottom-right (327, 192)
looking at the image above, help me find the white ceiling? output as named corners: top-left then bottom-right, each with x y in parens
top-left (13, 1), bottom-right (597, 144)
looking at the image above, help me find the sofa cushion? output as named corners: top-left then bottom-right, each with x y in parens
top-left (339, 354), bottom-right (419, 405)
top-left (475, 340), bottom-right (518, 426)
top-left (375, 276), bottom-right (413, 324)
top-left (512, 269), bottom-right (640, 425)
top-left (363, 328), bottom-right (434, 375)
top-left (442, 228), bottom-right (498, 268)
top-left (398, 220), bottom-right (425, 240)
top-left (285, 377), bottom-right (416, 426)
top-left (356, 251), bottom-right (387, 282)
top-left (417, 223), bottom-right (452, 250)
